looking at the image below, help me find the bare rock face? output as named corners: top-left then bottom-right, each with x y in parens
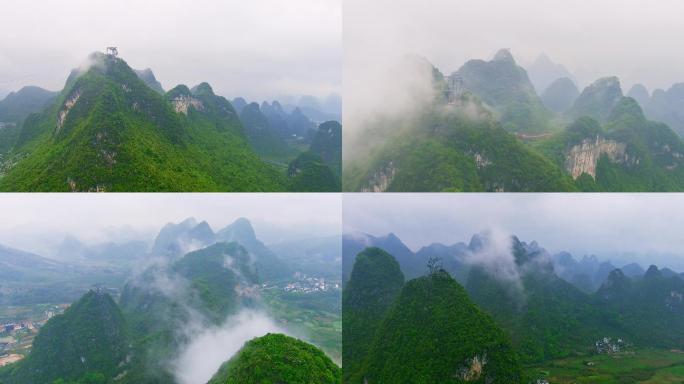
top-left (473, 152), bottom-right (491, 169)
top-left (56, 89), bottom-right (81, 133)
top-left (457, 354), bottom-right (488, 381)
top-left (565, 136), bottom-right (628, 179)
top-left (362, 162), bottom-right (396, 192)
top-left (171, 94), bottom-right (204, 115)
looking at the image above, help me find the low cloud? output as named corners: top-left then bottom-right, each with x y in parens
top-left (343, 54), bottom-right (437, 162)
top-left (462, 229), bottom-right (524, 294)
top-left (173, 309), bottom-right (287, 384)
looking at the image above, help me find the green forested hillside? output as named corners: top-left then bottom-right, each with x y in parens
top-left (540, 77), bottom-right (579, 113)
top-left (535, 97), bottom-right (684, 191)
top-left (344, 51), bottom-right (684, 191)
top-left (239, 102), bottom-right (291, 159)
top-left (361, 271), bottom-right (522, 384)
top-left (0, 222), bottom-right (340, 384)
top-left (455, 49), bottom-right (552, 134)
top-left (0, 86), bottom-right (57, 126)
top-left (342, 247), bottom-right (405, 382)
top-left (0, 52), bottom-right (315, 191)
top-left (566, 76), bottom-right (623, 122)
top-left (466, 265), bottom-right (626, 363)
top-left (343, 247), bottom-right (522, 383)
top-left (0, 291), bottom-right (130, 384)
top-left (114, 242), bottom-right (260, 382)
top-left (287, 151), bottom-right (340, 191)
top-left (597, 265), bottom-right (684, 348)
top-left (207, 333), bottom-right (341, 384)
top-left (343, 92), bottom-right (576, 192)
top-left (344, 233), bottom-right (684, 383)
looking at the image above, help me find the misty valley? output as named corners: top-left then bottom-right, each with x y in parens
top-left (344, 49), bottom-right (684, 192)
top-left (342, 231), bottom-right (684, 383)
top-left (0, 217), bottom-right (342, 384)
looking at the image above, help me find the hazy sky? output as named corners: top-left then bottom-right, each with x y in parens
top-left (0, 0), bottom-right (341, 100)
top-left (345, 0), bottom-right (684, 92)
top-left (344, 194), bottom-right (684, 271)
top-left (0, 193), bottom-right (341, 255)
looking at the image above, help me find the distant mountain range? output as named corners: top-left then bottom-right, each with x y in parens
top-left (343, 231), bottom-right (682, 290)
top-left (0, 52), bottom-right (341, 191)
top-left (0, 243), bottom-right (130, 305)
top-left (344, 49), bottom-right (684, 191)
top-left (526, 53), bottom-right (577, 95)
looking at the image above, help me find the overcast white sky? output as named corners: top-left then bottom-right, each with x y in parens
top-left (345, 0), bottom-right (684, 92)
top-left (0, 193), bottom-right (341, 255)
top-left (344, 194), bottom-right (684, 271)
top-left (0, 0), bottom-right (341, 101)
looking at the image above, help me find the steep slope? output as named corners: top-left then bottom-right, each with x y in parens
top-left (342, 247), bottom-right (405, 382)
top-left (359, 271), bottom-right (522, 384)
top-left (643, 83), bottom-right (684, 137)
top-left (121, 241), bottom-right (259, 331)
top-left (118, 242), bottom-right (259, 382)
top-left (308, 120), bottom-right (342, 176)
top-left (134, 68), bottom-right (164, 93)
top-left (415, 241), bottom-right (471, 284)
top-left (621, 262), bottom-right (646, 278)
top-left (150, 217), bottom-right (215, 258)
top-left (343, 100), bottom-right (575, 191)
top-left (0, 291), bottom-right (131, 384)
top-left (551, 252), bottom-right (616, 292)
top-left (239, 102), bottom-right (290, 159)
top-left (0, 244), bottom-right (67, 283)
top-left (454, 49), bottom-right (552, 133)
top-left (215, 217), bottom-right (290, 281)
top-left (344, 54), bottom-right (577, 192)
top-left (0, 86), bottom-right (57, 125)
top-left (626, 83), bottom-right (650, 108)
top-left (536, 97), bottom-right (684, 190)
top-left (342, 232), bottom-right (418, 283)
top-left (567, 76), bottom-right (623, 122)
top-left (287, 151), bottom-right (339, 191)
top-left (260, 101), bottom-right (316, 139)
top-left (596, 265), bottom-right (684, 348)
top-left (465, 236), bottom-right (625, 363)
top-left (286, 120), bottom-right (342, 191)
top-left (540, 77), bottom-right (579, 113)
top-left (207, 333), bottom-right (340, 384)
top-left (0, 86), bottom-right (58, 155)
top-left (0, 52), bottom-right (285, 191)
top-left (150, 216), bottom-right (289, 282)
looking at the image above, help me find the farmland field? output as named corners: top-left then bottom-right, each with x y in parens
top-left (524, 349), bottom-right (684, 383)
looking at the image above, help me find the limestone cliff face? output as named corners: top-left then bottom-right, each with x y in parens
top-left (362, 162), bottom-right (396, 192)
top-left (171, 94), bottom-right (204, 115)
top-left (56, 89), bottom-right (81, 133)
top-left (565, 136), bottom-right (628, 179)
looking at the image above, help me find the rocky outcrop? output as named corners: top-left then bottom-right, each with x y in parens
top-left (473, 152), bottom-right (491, 169)
top-left (171, 94), bottom-right (204, 115)
top-left (565, 136), bottom-right (628, 179)
top-left (56, 89), bottom-right (81, 133)
top-left (457, 354), bottom-right (487, 381)
top-left (362, 162), bottom-right (396, 192)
